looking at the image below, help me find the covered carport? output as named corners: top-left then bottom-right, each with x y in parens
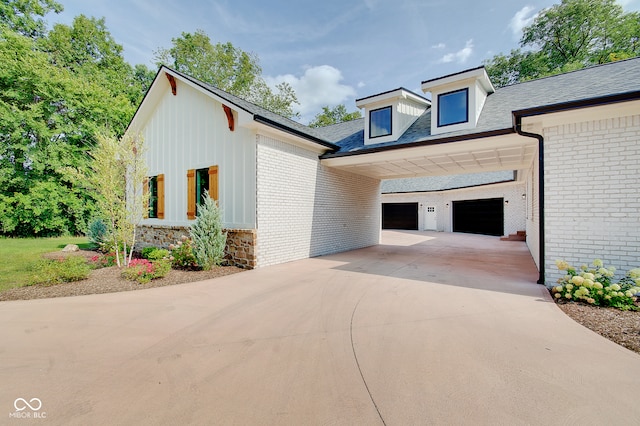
top-left (321, 131), bottom-right (539, 261)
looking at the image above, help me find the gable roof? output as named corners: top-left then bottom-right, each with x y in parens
top-left (130, 66), bottom-right (339, 151)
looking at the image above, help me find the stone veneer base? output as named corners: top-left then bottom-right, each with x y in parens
top-left (137, 225), bottom-right (257, 269)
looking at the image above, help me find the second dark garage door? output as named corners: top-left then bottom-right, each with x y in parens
top-left (452, 198), bottom-right (504, 236)
top-left (382, 203), bottom-right (418, 230)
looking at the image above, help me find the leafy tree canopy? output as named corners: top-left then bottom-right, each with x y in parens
top-left (0, 3), bottom-right (152, 237)
top-left (0, 0), bottom-right (62, 38)
top-left (155, 30), bottom-right (299, 119)
top-left (308, 104), bottom-right (362, 128)
top-left (40, 14), bottom-right (154, 106)
top-left (485, 0), bottom-right (640, 87)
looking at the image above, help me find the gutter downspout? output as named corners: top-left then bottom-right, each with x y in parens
top-left (514, 115), bottom-right (545, 285)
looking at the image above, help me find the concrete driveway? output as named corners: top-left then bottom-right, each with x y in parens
top-left (1, 231), bottom-right (639, 425)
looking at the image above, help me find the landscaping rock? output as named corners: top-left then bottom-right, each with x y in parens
top-left (62, 244), bottom-right (80, 252)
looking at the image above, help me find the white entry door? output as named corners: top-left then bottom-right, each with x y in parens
top-left (424, 206), bottom-right (437, 230)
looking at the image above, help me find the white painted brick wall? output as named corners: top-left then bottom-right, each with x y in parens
top-left (256, 134), bottom-right (380, 267)
top-left (382, 181), bottom-right (526, 235)
top-left (544, 114), bottom-right (640, 284)
top-left (526, 152), bottom-right (540, 271)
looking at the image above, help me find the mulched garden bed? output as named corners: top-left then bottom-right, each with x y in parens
top-left (0, 250), bottom-right (244, 301)
top-left (556, 301), bottom-right (640, 355)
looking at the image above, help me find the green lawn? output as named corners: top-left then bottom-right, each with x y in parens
top-left (0, 236), bottom-right (92, 292)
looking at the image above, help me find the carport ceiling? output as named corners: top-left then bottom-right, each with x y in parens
top-left (321, 133), bottom-right (537, 179)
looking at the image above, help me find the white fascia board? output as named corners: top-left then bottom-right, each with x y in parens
top-left (127, 71), bottom-right (169, 134)
top-left (356, 88), bottom-right (430, 109)
top-left (422, 67), bottom-right (495, 94)
top-left (520, 99), bottom-right (640, 130)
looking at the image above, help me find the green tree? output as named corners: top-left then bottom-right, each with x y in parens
top-left (485, 0), bottom-right (640, 86)
top-left (41, 14), bottom-right (151, 111)
top-left (0, 0), bottom-right (62, 38)
top-left (155, 30), bottom-right (299, 118)
top-left (308, 104), bottom-right (362, 128)
top-left (0, 10), bottom-right (156, 237)
top-left (85, 132), bottom-right (148, 267)
top-left (0, 27), bottom-right (134, 236)
top-left (190, 192), bottom-right (227, 270)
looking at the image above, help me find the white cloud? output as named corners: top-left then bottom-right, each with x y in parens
top-left (431, 43), bottom-right (446, 49)
top-left (438, 39), bottom-right (474, 64)
top-left (266, 65), bottom-right (356, 122)
top-left (509, 5), bottom-right (537, 37)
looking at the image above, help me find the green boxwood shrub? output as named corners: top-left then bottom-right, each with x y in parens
top-left (29, 256), bottom-right (91, 286)
top-left (142, 247), bottom-right (170, 261)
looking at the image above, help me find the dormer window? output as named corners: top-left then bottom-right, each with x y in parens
top-left (356, 88), bottom-right (430, 145)
top-left (438, 88), bottom-right (468, 127)
top-left (370, 106), bottom-right (392, 138)
top-left (422, 66), bottom-right (495, 136)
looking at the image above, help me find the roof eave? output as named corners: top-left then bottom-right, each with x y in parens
top-left (253, 115), bottom-right (340, 151)
top-left (321, 128), bottom-right (515, 159)
top-left (513, 90), bottom-right (640, 118)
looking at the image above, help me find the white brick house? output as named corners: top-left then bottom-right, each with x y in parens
top-left (129, 58), bottom-right (640, 284)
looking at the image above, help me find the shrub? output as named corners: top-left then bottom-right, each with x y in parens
top-left (90, 252), bottom-right (119, 269)
top-left (29, 256), bottom-right (91, 286)
top-left (190, 193), bottom-right (227, 270)
top-left (141, 247), bottom-right (170, 261)
top-left (552, 259), bottom-right (640, 310)
top-left (98, 237), bottom-right (124, 255)
top-left (169, 236), bottom-right (199, 269)
top-left (141, 247), bottom-right (156, 259)
top-left (121, 259), bottom-right (171, 284)
top-left (87, 218), bottom-right (108, 247)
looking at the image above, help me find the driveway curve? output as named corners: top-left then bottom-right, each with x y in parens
top-left (1, 231), bottom-right (639, 425)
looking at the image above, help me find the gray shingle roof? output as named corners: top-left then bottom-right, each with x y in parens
top-left (325, 57), bottom-right (640, 155)
top-left (165, 57), bottom-right (640, 156)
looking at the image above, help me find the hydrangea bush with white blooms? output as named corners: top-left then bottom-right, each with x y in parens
top-left (552, 259), bottom-right (640, 311)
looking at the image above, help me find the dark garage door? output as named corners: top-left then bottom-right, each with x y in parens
top-left (382, 203), bottom-right (418, 230)
top-left (452, 198), bottom-right (503, 236)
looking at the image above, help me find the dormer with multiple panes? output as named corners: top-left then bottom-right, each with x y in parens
top-left (421, 66), bottom-right (495, 136)
top-left (356, 88), bottom-right (430, 145)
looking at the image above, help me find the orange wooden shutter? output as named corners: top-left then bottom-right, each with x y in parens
top-left (187, 169), bottom-right (196, 220)
top-left (208, 166), bottom-right (219, 201)
top-left (157, 174), bottom-right (165, 219)
top-left (143, 177), bottom-right (149, 219)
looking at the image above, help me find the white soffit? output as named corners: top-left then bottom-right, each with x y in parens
top-left (322, 134), bottom-right (537, 179)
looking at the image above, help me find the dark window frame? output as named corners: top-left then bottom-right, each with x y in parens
top-left (148, 175), bottom-right (158, 219)
top-left (369, 106), bottom-right (392, 138)
top-left (437, 88), bottom-right (469, 127)
top-left (195, 167), bottom-right (210, 216)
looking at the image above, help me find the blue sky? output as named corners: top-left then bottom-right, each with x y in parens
top-left (47, 0), bottom-right (640, 123)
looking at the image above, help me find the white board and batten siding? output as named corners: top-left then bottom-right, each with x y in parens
top-left (141, 81), bottom-right (256, 229)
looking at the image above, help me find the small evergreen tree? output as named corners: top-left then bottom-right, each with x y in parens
top-left (190, 193), bottom-right (227, 270)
